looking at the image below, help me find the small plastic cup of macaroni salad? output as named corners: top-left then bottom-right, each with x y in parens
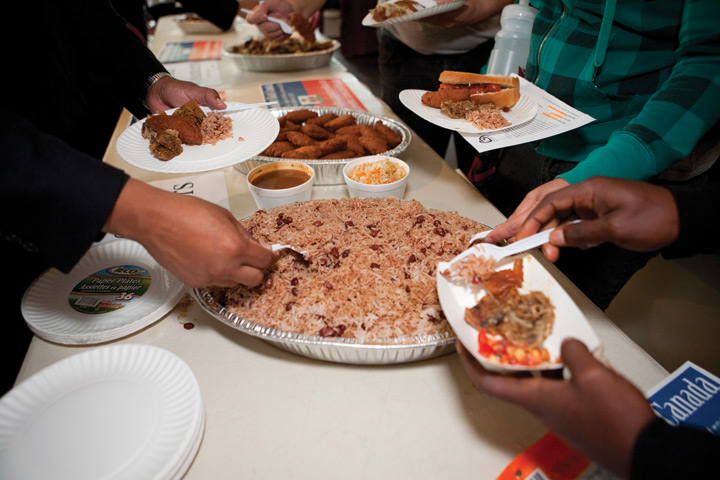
top-left (343, 156), bottom-right (409, 199)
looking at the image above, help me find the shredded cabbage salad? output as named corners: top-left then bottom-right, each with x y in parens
top-left (348, 158), bottom-right (406, 185)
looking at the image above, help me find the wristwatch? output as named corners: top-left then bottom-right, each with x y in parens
top-left (141, 71), bottom-right (171, 109)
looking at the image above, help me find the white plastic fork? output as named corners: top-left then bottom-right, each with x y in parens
top-left (241, 8), bottom-right (294, 34)
top-left (470, 220), bottom-right (583, 261)
top-left (213, 101), bottom-right (278, 114)
top-left (272, 244), bottom-right (308, 257)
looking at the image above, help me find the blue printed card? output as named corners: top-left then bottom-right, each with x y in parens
top-left (646, 361), bottom-right (720, 434)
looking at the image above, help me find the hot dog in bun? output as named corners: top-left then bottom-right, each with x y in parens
top-left (422, 71), bottom-right (520, 110)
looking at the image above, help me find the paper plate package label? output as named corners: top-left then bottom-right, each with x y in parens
top-left (68, 265), bottom-right (151, 314)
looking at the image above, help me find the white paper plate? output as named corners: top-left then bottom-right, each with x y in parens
top-left (116, 103), bottom-right (280, 173)
top-left (362, 0), bottom-right (467, 27)
top-left (21, 239), bottom-right (187, 345)
top-left (436, 249), bottom-right (601, 372)
top-left (399, 89), bottom-right (538, 133)
top-left (175, 15), bottom-right (223, 34)
top-left (0, 344), bottom-right (204, 480)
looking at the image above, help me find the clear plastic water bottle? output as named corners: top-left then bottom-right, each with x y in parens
top-left (486, 0), bottom-right (538, 76)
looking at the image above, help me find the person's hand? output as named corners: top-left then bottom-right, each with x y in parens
top-left (103, 179), bottom-right (274, 288)
top-left (456, 339), bottom-right (656, 478)
top-left (146, 76), bottom-right (226, 113)
top-left (485, 178), bottom-right (569, 244)
top-left (243, 0), bottom-right (323, 41)
top-left (514, 177), bottom-right (680, 262)
top-left (421, 0), bottom-right (511, 28)
top-left (243, 0), bottom-right (295, 41)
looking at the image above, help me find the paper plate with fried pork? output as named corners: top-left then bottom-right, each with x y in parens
top-left (362, 0), bottom-right (467, 27)
top-left (436, 246), bottom-right (601, 372)
top-left (116, 101), bottom-right (279, 173)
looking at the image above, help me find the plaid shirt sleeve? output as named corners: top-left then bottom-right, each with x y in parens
top-left (528, 0), bottom-right (720, 184)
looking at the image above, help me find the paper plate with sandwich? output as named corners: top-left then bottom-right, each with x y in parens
top-left (436, 247), bottom-right (601, 373)
top-left (400, 71), bottom-right (538, 133)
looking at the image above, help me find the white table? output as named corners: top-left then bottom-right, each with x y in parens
top-left (15, 15), bottom-right (668, 479)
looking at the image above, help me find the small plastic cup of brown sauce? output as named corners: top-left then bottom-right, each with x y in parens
top-left (247, 161), bottom-right (315, 209)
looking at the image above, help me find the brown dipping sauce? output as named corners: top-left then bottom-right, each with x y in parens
top-left (251, 168), bottom-right (311, 189)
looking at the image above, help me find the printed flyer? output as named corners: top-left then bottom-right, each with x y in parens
top-left (158, 40), bottom-right (223, 63)
top-left (261, 78), bottom-right (367, 110)
top-left (646, 361), bottom-right (720, 434)
top-left (460, 76), bottom-right (595, 154)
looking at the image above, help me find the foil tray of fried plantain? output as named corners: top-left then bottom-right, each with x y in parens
top-left (234, 107), bottom-right (412, 185)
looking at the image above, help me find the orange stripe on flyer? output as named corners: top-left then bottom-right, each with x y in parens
top-left (547, 105), bottom-right (567, 116)
top-left (542, 112), bottom-right (562, 120)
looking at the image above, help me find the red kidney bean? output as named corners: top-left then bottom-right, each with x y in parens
top-left (319, 326), bottom-right (338, 337)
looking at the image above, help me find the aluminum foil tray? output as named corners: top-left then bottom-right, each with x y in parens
top-left (223, 39), bottom-right (341, 72)
top-left (234, 107), bottom-right (413, 185)
top-left (192, 287), bottom-right (455, 365)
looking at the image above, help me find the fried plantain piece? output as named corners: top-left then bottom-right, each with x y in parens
top-left (285, 109), bottom-right (319, 124)
top-left (286, 131), bottom-right (316, 147)
top-left (281, 145), bottom-right (323, 159)
top-left (300, 123), bottom-right (331, 140)
top-left (324, 114), bottom-right (356, 132)
top-left (374, 121), bottom-right (402, 148)
top-left (262, 141), bottom-right (296, 157)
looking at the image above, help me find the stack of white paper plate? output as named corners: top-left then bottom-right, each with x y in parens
top-left (0, 344), bottom-right (204, 480)
top-left (21, 239), bottom-right (187, 344)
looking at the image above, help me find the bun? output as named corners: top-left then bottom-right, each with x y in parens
top-left (438, 71), bottom-right (518, 88)
top-left (470, 85), bottom-right (520, 109)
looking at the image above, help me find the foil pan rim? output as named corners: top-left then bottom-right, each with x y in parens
top-left (192, 287), bottom-right (456, 364)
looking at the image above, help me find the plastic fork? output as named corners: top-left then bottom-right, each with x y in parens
top-left (272, 244), bottom-right (308, 258)
top-left (241, 8), bottom-right (294, 34)
top-left (469, 229), bottom-right (492, 245)
top-left (470, 220), bottom-right (583, 261)
top-left (213, 101), bottom-right (278, 114)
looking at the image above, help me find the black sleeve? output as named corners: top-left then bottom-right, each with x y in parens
top-left (178, 0), bottom-right (240, 31)
top-left (62, 0), bottom-right (169, 118)
top-left (631, 417), bottom-right (720, 479)
top-left (0, 114), bottom-right (129, 273)
top-left (661, 182), bottom-right (720, 258)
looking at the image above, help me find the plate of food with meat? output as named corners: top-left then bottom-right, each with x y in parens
top-left (400, 71), bottom-right (538, 133)
top-left (436, 247), bottom-right (601, 372)
top-left (116, 101), bottom-right (279, 173)
top-left (362, 0), bottom-right (467, 27)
